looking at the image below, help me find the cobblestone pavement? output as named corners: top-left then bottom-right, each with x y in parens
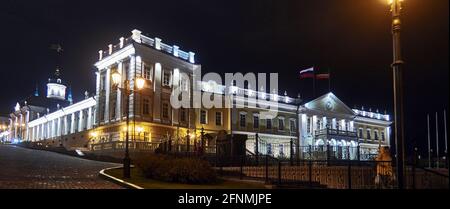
top-left (0, 145), bottom-right (124, 189)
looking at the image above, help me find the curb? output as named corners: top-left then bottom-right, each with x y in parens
top-left (99, 166), bottom-right (144, 189)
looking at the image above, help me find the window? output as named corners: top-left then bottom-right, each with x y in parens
top-left (267, 144), bottom-right (272, 155)
top-left (143, 98), bottom-right (150, 115)
top-left (180, 108), bottom-right (186, 122)
top-left (100, 73), bottom-right (106, 91)
top-left (163, 70), bottom-right (171, 86)
top-left (180, 77), bottom-right (189, 91)
top-left (253, 115), bottom-right (259, 129)
top-left (162, 103), bottom-right (169, 119)
top-left (374, 130), bottom-right (379, 140)
top-left (278, 118), bottom-right (285, 130)
top-left (111, 100), bottom-right (116, 119)
top-left (215, 112), bottom-right (222, 126)
top-left (307, 117), bottom-right (311, 134)
top-left (239, 113), bottom-right (246, 128)
top-left (279, 144), bottom-right (284, 157)
top-left (143, 63), bottom-right (153, 81)
top-left (381, 132), bottom-right (385, 141)
top-left (290, 119), bottom-right (296, 133)
top-left (359, 128), bottom-right (363, 138)
top-left (200, 110), bottom-right (207, 124)
top-left (144, 132), bottom-right (150, 142)
top-left (266, 119), bottom-right (272, 129)
top-left (366, 129), bottom-right (371, 140)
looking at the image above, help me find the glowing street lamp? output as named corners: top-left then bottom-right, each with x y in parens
top-left (111, 68), bottom-right (145, 178)
top-left (387, 0), bottom-right (406, 189)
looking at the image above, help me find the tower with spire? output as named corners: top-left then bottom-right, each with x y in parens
top-left (46, 67), bottom-right (67, 101)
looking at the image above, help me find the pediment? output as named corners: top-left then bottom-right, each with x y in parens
top-left (304, 92), bottom-right (356, 116)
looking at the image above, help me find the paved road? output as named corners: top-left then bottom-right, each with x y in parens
top-left (0, 145), bottom-right (123, 189)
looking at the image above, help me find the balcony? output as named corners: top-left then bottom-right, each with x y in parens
top-left (314, 128), bottom-right (358, 138)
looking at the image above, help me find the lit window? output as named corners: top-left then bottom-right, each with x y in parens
top-left (200, 110), bottom-right (207, 124)
top-left (163, 70), bottom-right (171, 86)
top-left (143, 62), bottom-right (153, 81)
top-left (215, 112), bottom-right (222, 126)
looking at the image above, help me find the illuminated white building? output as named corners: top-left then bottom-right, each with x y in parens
top-left (3, 29), bottom-right (392, 160)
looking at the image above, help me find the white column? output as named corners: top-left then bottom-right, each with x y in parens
top-left (153, 62), bottom-right (162, 122)
top-left (25, 111), bottom-right (30, 141)
top-left (64, 115), bottom-right (68, 135)
top-left (41, 124), bottom-right (44, 139)
top-left (129, 56), bottom-right (136, 118)
top-left (87, 107), bottom-right (93, 129)
top-left (312, 115), bottom-right (317, 135)
top-left (14, 117), bottom-right (18, 139)
top-left (116, 62), bottom-right (123, 121)
top-left (47, 122), bottom-right (50, 139)
top-left (104, 68), bottom-right (111, 123)
top-left (173, 68), bottom-right (180, 125)
top-left (57, 117), bottom-right (61, 136)
top-left (95, 71), bottom-right (100, 97)
top-left (70, 113), bottom-right (75, 134)
top-left (93, 107), bottom-right (97, 127)
top-left (79, 110), bottom-right (84, 132)
top-left (38, 124), bottom-right (42, 140)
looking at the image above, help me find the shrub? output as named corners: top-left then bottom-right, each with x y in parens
top-left (134, 154), bottom-right (218, 184)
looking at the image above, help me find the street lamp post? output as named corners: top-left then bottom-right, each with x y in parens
top-left (389, 0), bottom-right (406, 189)
top-left (111, 69), bottom-right (145, 179)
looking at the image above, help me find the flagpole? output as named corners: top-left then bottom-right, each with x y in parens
top-left (328, 67), bottom-right (331, 92)
top-left (427, 114), bottom-right (431, 168)
top-left (444, 109), bottom-right (448, 168)
top-left (436, 112), bottom-right (439, 168)
top-left (312, 68), bottom-right (316, 98)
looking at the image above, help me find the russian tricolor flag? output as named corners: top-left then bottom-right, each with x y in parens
top-left (300, 67), bottom-right (314, 78)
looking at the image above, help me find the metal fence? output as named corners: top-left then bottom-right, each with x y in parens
top-left (214, 154), bottom-right (449, 189)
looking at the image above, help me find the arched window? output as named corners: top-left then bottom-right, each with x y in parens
top-left (374, 130), bottom-right (379, 140)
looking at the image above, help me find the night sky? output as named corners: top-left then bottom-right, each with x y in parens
top-left (1, 0), bottom-right (448, 156)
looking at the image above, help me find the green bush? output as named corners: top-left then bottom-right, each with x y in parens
top-left (134, 154), bottom-right (218, 184)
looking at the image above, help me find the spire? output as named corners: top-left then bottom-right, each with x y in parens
top-left (55, 67), bottom-right (61, 79)
top-left (34, 83), bottom-right (39, 96)
top-left (68, 86), bottom-right (73, 105)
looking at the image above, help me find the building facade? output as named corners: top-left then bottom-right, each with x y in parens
top-left (3, 29), bottom-right (392, 160)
